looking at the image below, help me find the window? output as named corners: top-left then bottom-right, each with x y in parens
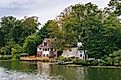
top-left (45, 48), bottom-right (47, 51)
top-left (51, 48), bottom-right (53, 51)
top-left (69, 49), bottom-right (72, 52)
top-left (44, 42), bottom-right (47, 46)
top-left (80, 50), bottom-right (82, 53)
top-left (47, 54), bottom-right (49, 57)
top-left (43, 54), bottom-right (45, 57)
top-left (80, 54), bottom-right (82, 57)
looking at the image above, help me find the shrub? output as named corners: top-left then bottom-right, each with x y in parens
top-left (57, 56), bottom-right (68, 62)
top-left (103, 50), bottom-right (121, 66)
top-left (72, 57), bottom-right (86, 65)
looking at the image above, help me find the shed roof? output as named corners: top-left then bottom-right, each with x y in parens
top-left (20, 53), bottom-right (29, 56)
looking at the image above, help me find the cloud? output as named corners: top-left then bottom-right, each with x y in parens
top-left (0, 0), bottom-right (109, 25)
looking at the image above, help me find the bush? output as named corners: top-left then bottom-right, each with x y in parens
top-left (102, 50), bottom-right (121, 66)
top-left (11, 44), bottom-right (23, 60)
top-left (72, 57), bottom-right (86, 65)
top-left (57, 56), bottom-right (71, 62)
top-left (0, 55), bottom-right (12, 60)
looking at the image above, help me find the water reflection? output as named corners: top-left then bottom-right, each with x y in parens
top-left (0, 61), bottom-right (121, 80)
top-left (36, 62), bottom-right (87, 80)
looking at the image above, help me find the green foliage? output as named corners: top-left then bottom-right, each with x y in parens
top-left (0, 55), bottom-right (12, 60)
top-left (37, 20), bottom-right (53, 39)
top-left (108, 0), bottom-right (121, 16)
top-left (0, 28), bottom-right (5, 48)
top-left (0, 2), bottom-right (121, 62)
top-left (0, 16), bottom-right (40, 56)
top-left (11, 44), bottom-right (23, 60)
top-left (103, 50), bottom-right (121, 66)
top-left (0, 16), bottom-right (24, 45)
top-left (57, 56), bottom-right (72, 62)
top-left (23, 34), bottom-right (42, 55)
top-left (72, 57), bottom-right (84, 65)
top-left (22, 16), bottom-right (40, 35)
top-left (0, 16), bottom-right (40, 44)
top-left (48, 2), bottom-right (121, 59)
top-left (0, 46), bottom-right (11, 55)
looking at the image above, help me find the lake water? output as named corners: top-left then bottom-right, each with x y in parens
top-left (0, 61), bottom-right (121, 80)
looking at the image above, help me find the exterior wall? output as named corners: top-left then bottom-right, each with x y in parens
top-left (62, 48), bottom-right (77, 57)
top-left (37, 47), bottom-right (56, 57)
top-left (76, 50), bottom-right (85, 59)
top-left (37, 48), bottom-right (43, 56)
top-left (37, 48), bottom-right (41, 51)
top-left (37, 51), bottom-right (42, 56)
top-left (43, 51), bottom-right (49, 56)
top-left (62, 47), bottom-right (86, 60)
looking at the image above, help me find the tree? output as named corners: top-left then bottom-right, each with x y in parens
top-left (23, 34), bottom-right (42, 55)
top-left (48, 2), bottom-right (121, 58)
top-left (0, 46), bottom-right (11, 55)
top-left (22, 16), bottom-right (40, 35)
top-left (0, 16), bottom-right (40, 46)
top-left (0, 16), bottom-right (24, 45)
top-left (37, 20), bottom-right (52, 39)
top-left (11, 44), bottom-right (23, 60)
top-left (0, 16), bottom-right (40, 56)
top-left (0, 28), bottom-right (5, 48)
top-left (108, 0), bottom-right (121, 16)
top-left (104, 50), bottom-right (121, 66)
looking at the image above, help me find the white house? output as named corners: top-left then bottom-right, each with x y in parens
top-left (37, 38), bottom-right (87, 60)
top-left (62, 42), bottom-right (87, 60)
top-left (37, 38), bottom-right (56, 57)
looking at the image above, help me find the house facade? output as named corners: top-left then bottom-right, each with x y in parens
top-left (37, 38), bottom-right (56, 57)
top-left (37, 38), bottom-right (87, 60)
top-left (62, 47), bottom-right (86, 60)
top-left (61, 42), bottom-right (87, 60)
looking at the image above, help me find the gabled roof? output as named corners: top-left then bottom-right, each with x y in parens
top-left (37, 44), bottom-right (52, 48)
top-left (37, 38), bottom-right (54, 48)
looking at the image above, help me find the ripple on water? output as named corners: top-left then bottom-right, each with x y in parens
top-left (0, 67), bottom-right (57, 80)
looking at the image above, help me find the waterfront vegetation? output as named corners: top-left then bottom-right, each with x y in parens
top-left (0, 0), bottom-right (121, 67)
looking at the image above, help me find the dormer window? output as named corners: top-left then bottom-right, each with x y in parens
top-left (44, 42), bottom-right (47, 46)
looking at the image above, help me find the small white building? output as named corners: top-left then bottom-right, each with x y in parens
top-left (61, 42), bottom-right (87, 60)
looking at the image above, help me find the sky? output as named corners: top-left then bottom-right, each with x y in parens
top-left (0, 0), bottom-right (110, 25)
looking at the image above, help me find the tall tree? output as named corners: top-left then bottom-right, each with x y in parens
top-left (37, 20), bottom-right (53, 39)
top-left (0, 16), bottom-right (40, 55)
top-left (23, 34), bottom-right (42, 55)
top-left (0, 28), bottom-right (5, 48)
top-left (0, 16), bottom-right (40, 45)
top-left (108, 0), bottom-right (121, 16)
top-left (49, 2), bottom-right (121, 58)
top-left (0, 16), bottom-right (23, 45)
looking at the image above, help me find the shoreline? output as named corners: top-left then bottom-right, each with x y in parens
top-left (88, 66), bottom-right (121, 69)
top-left (0, 60), bottom-right (121, 69)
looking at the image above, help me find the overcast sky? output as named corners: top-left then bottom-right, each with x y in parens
top-left (0, 0), bottom-right (109, 25)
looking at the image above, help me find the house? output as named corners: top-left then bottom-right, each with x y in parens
top-left (37, 38), bottom-right (56, 57)
top-left (62, 48), bottom-right (86, 60)
top-left (37, 38), bottom-right (87, 60)
top-left (62, 42), bottom-right (87, 60)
